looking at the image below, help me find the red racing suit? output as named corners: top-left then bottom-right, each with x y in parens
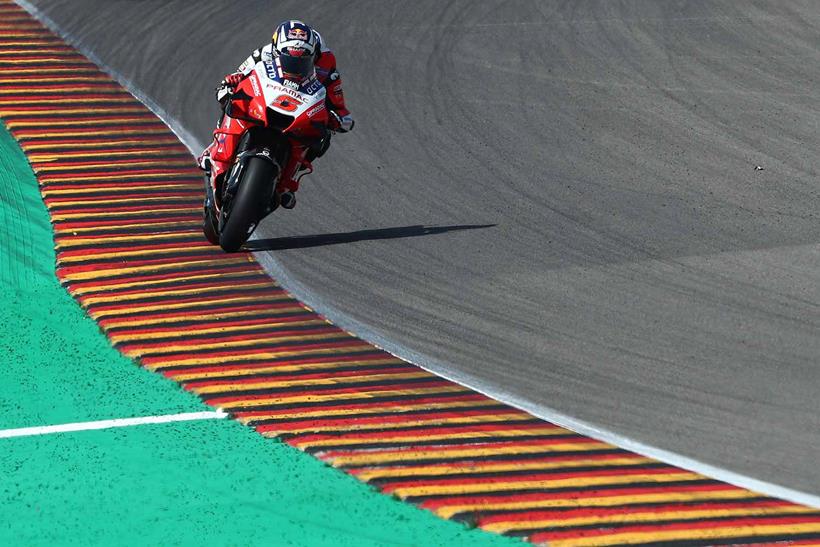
top-left (202, 40), bottom-right (352, 194)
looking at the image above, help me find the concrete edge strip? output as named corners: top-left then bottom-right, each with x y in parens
top-left (13, 0), bottom-right (820, 512)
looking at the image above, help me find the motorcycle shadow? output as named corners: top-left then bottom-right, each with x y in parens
top-left (245, 224), bottom-right (496, 251)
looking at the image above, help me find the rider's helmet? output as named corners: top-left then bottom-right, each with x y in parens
top-left (271, 20), bottom-right (319, 82)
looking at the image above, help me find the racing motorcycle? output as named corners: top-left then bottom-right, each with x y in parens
top-left (202, 57), bottom-right (330, 252)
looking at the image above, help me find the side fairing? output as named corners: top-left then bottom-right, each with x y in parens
top-left (212, 116), bottom-right (248, 162)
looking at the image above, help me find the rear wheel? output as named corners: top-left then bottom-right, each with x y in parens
top-left (218, 157), bottom-right (277, 252)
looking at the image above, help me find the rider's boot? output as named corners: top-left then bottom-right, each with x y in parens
top-left (276, 145), bottom-right (312, 210)
top-left (278, 161), bottom-right (315, 209)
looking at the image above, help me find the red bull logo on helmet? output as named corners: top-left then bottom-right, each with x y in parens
top-left (288, 28), bottom-right (309, 41)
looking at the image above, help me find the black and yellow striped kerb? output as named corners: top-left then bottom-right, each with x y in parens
top-left (2, 2), bottom-right (820, 545)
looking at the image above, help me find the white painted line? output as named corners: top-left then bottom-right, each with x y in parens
top-left (0, 410), bottom-right (228, 439)
top-left (14, 0), bottom-right (820, 510)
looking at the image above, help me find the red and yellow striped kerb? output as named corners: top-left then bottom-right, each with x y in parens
top-left (2, 2), bottom-right (819, 545)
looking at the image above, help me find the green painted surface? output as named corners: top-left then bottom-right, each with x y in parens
top-left (0, 122), bottom-right (520, 546)
top-left (3, 420), bottom-right (518, 546)
top-left (0, 122), bottom-right (206, 430)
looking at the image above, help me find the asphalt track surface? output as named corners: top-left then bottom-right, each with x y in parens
top-left (23, 1), bottom-right (820, 495)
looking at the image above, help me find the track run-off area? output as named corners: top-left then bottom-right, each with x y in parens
top-left (2, 1), bottom-right (820, 545)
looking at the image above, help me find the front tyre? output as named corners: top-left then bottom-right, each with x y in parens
top-left (218, 157), bottom-right (277, 252)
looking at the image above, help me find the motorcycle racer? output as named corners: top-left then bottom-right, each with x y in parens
top-left (199, 20), bottom-right (354, 209)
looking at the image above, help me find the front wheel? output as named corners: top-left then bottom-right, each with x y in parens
top-left (218, 157), bottom-right (277, 252)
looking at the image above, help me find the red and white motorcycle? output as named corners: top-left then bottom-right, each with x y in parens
top-left (202, 57), bottom-right (330, 251)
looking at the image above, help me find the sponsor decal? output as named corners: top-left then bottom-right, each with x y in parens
top-left (277, 85), bottom-right (301, 98)
top-left (306, 103), bottom-right (326, 118)
top-left (288, 28), bottom-right (309, 40)
top-left (250, 74), bottom-right (261, 96)
top-left (283, 79), bottom-right (299, 90)
top-left (302, 78), bottom-right (322, 95)
top-left (263, 60), bottom-right (277, 80)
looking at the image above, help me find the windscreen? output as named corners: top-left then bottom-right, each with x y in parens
top-left (279, 52), bottom-right (314, 82)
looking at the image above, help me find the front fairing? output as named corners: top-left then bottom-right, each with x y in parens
top-left (254, 59), bottom-right (329, 137)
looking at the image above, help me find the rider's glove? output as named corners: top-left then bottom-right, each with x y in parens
top-left (222, 72), bottom-right (244, 88)
top-left (329, 111), bottom-right (355, 133)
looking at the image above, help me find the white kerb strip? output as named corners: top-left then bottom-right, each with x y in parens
top-left (0, 410), bottom-right (228, 439)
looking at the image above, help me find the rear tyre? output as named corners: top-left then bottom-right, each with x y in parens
top-left (219, 157), bottom-right (277, 252)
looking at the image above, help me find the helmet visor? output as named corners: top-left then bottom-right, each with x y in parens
top-left (279, 51), bottom-right (314, 81)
